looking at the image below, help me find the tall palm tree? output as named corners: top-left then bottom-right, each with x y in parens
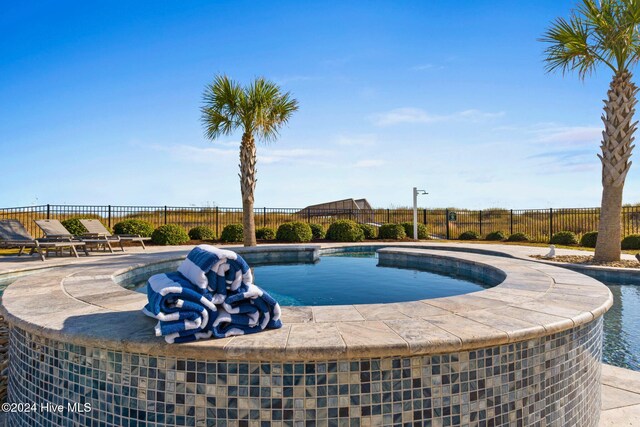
top-left (542, 0), bottom-right (640, 262)
top-left (201, 76), bottom-right (299, 246)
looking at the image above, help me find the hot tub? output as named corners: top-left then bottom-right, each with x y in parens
top-left (0, 244), bottom-right (612, 426)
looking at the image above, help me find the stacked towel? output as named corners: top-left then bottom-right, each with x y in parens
top-left (143, 244), bottom-right (282, 343)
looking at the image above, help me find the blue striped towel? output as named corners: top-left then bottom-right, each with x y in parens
top-left (144, 245), bottom-right (282, 343)
top-left (142, 272), bottom-right (218, 343)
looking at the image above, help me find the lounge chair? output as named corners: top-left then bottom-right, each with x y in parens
top-left (0, 219), bottom-right (88, 261)
top-left (79, 219), bottom-right (150, 251)
top-left (34, 219), bottom-right (115, 253)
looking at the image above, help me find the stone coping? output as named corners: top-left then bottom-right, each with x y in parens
top-left (0, 244), bottom-right (613, 361)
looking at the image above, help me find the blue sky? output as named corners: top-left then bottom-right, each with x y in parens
top-left (0, 1), bottom-right (633, 209)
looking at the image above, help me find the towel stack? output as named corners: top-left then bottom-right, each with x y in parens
top-left (142, 245), bottom-right (282, 343)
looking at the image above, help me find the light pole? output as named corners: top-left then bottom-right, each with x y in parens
top-left (413, 187), bottom-right (428, 240)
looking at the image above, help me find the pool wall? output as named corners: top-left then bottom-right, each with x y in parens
top-left (9, 319), bottom-right (601, 426)
top-left (1, 245), bottom-right (611, 426)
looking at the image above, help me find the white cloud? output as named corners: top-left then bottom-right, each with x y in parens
top-left (372, 108), bottom-right (505, 126)
top-left (336, 134), bottom-right (377, 147)
top-left (534, 126), bottom-right (602, 145)
top-left (354, 159), bottom-right (386, 168)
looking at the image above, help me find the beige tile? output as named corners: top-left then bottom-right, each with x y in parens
top-left (279, 306), bottom-right (313, 323)
top-left (599, 404), bottom-right (640, 426)
top-left (312, 305), bottom-right (364, 322)
top-left (224, 326), bottom-right (291, 358)
top-left (354, 304), bottom-right (411, 320)
top-left (424, 295), bottom-right (498, 313)
top-left (458, 310), bottom-right (545, 342)
top-left (397, 301), bottom-right (451, 318)
top-left (424, 314), bottom-right (510, 349)
top-left (601, 385), bottom-right (640, 410)
top-left (286, 324), bottom-right (346, 359)
top-left (384, 318), bottom-right (461, 354)
top-left (336, 321), bottom-right (408, 357)
top-left (602, 364), bottom-right (640, 394)
top-left (489, 306), bottom-right (574, 334)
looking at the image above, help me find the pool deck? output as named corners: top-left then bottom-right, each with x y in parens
top-left (0, 241), bottom-right (639, 425)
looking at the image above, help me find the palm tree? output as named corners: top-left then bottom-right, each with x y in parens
top-left (542, 0), bottom-right (640, 262)
top-left (201, 76), bottom-right (299, 246)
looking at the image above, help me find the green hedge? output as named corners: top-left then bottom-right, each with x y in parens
top-left (507, 232), bottom-right (530, 242)
top-left (580, 231), bottom-right (598, 248)
top-left (276, 222), bottom-right (313, 242)
top-left (221, 224), bottom-right (243, 243)
top-left (458, 231), bottom-right (480, 240)
top-left (621, 234), bottom-right (640, 250)
top-left (379, 223), bottom-right (406, 240)
top-left (256, 227), bottom-right (276, 240)
top-left (400, 222), bottom-right (428, 239)
top-left (188, 226), bottom-right (216, 241)
top-left (310, 223), bottom-right (325, 240)
top-left (485, 230), bottom-right (506, 241)
top-left (61, 218), bottom-right (88, 236)
top-left (359, 223), bottom-right (378, 239)
top-left (550, 231), bottom-right (578, 245)
top-left (113, 219), bottom-right (155, 237)
top-left (151, 224), bottom-right (190, 245)
top-left (326, 220), bottom-right (365, 242)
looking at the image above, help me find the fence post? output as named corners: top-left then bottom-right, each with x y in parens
top-left (445, 208), bottom-right (450, 240)
top-left (108, 205), bottom-right (112, 228)
top-left (387, 209), bottom-right (390, 223)
top-left (164, 206), bottom-right (168, 225)
top-left (510, 209), bottom-right (513, 235)
top-left (263, 207), bottom-right (267, 227)
top-left (479, 210), bottom-right (483, 236)
top-left (307, 209), bottom-right (311, 223)
top-left (216, 207), bottom-right (219, 237)
top-left (46, 204), bottom-right (50, 219)
top-left (423, 209), bottom-right (427, 225)
top-left (549, 208), bottom-right (553, 242)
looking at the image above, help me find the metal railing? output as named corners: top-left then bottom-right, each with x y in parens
top-left (2, 203), bottom-right (640, 242)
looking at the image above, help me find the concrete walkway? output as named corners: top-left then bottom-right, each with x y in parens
top-left (601, 364), bottom-right (640, 426)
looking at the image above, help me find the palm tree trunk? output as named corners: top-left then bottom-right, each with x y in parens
top-left (594, 71), bottom-right (638, 262)
top-left (239, 132), bottom-right (257, 247)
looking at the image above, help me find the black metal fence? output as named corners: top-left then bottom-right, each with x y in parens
top-left (2, 203), bottom-right (640, 242)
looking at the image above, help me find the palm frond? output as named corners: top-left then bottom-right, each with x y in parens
top-left (200, 75), bottom-right (243, 140)
top-left (540, 0), bottom-right (640, 77)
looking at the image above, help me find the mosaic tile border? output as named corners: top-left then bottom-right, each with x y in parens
top-left (7, 318), bottom-right (603, 426)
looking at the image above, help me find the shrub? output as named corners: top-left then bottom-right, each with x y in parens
top-left (359, 223), bottom-right (378, 239)
top-left (507, 232), bottom-right (531, 242)
top-left (188, 226), bottom-right (216, 241)
top-left (256, 227), bottom-right (276, 240)
top-left (309, 223), bottom-right (325, 240)
top-left (378, 223), bottom-right (406, 240)
top-left (550, 231), bottom-right (579, 245)
top-left (276, 222), bottom-right (313, 242)
top-left (400, 222), bottom-right (428, 239)
top-left (113, 219), bottom-right (155, 237)
top-left (580, 231), bottom-right (598, 248)
top-left (326, 220), bottom-right (365, 242)
top-left (151, 224), bottom-right (190, 245)
top-left (458, 231), bottom-right (480, 240)
top-left (61, 218), bottom-right (88, 236)
top-left (621, 234), bottom-right (640, 250)
top-left (485, 230), bottom-right (506, 241)
top-left (221, 224), bottom-right (244, 243)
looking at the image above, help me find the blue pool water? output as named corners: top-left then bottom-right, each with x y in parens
top-left (251, 251), bottom-right (490, 306)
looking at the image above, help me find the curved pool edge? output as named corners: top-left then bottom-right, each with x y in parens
top-left (0, 243), bottom-right (613, 426)
top-left (0, 244), bottom-right (612, 362)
